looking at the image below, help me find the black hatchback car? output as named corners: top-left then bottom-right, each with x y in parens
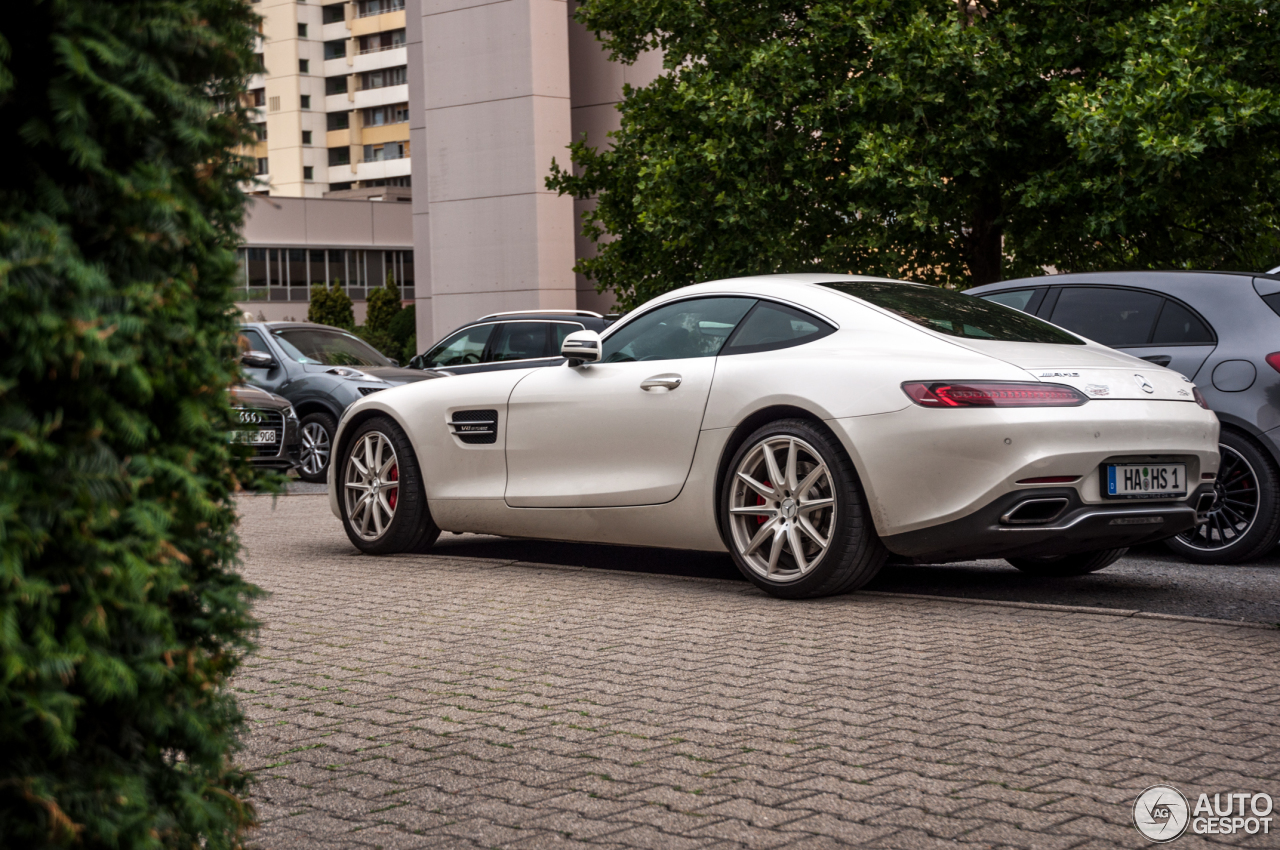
top-left (238, 322), bottom-right (440, 482)
top-left (408, 310), bottom-right (615, 374)
top-left (967, 271), bottom-right (1280, 564)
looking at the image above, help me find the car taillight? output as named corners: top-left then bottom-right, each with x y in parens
top-left (1266, 353), bottom-right (1280, 375)
top-left (1192, 387), bottom-right (1210, 409)
top-left (902, 381), bottom-right (1088, 408)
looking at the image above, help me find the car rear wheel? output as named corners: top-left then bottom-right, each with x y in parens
top-left (1006, 548), bottom-right (1126, 577)
top-left (339, 417), bottom-right (440, 555)
top-left (1164, 430), bottom-right (1280, 564)
top-left (298, 412), bottom-right (336, 483)
top-left (721, 419), bottom-right (886, 599)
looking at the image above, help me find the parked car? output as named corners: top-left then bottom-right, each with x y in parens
top-left (229, 383), bottom-right (300, 471)
top-left (325, 274), bottom-right (1218, 599)
top-left (967, 270), bottom-right (1280, 564)
top-left (408, 310), bottom-right (615, 374)
top-left (238, 322), bottom-right (441, 483)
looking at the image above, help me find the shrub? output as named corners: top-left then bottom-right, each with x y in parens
top-left (0, 1), bottom-right (262, 847)
top-left (307, 282), bottom-right (354, 329)
top-left (364, 277), bottom-right (402, 335)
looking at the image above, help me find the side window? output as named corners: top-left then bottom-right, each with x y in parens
top-left (422, 325), bottom-right (492, 368)
top-left (1049, 287), bottom-right (1163, 346)
top-left (238, 328), bottom-right (270, 354)
top-left (490, 322), bottom-right (551, 362)
top-left (722, 301), bottom-right (835, 355)
top-left (1151, 300), bottom-right (1215, 345)
top-left (549, 322), bottom-right (585, 356)
top-left (980, 288), bottom-right (1043, 314)
top-left (601, 297), bottom-right (756, 363)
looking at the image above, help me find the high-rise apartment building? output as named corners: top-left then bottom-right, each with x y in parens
top-left (246, 0), bottom-right (412, 197)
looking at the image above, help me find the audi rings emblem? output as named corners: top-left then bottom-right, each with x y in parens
top-left (238, 410), bottom-right (263, 424)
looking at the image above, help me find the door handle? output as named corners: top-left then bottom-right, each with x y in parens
top-left (1141, 354), bottom-right (1173, 367)
top-left (641, 373), bottom-right (682, 391)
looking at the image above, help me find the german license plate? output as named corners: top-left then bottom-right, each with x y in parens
top-left (1104, 463), bottom-right (1186, 499)
top-left (230, 429), bottom-right (277, 445)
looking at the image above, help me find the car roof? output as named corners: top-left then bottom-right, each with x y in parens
top-left (967, 269), bottom-right (1280, 296)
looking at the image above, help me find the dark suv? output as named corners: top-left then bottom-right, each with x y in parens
top-left (408, 310), bottom-right (615, 374)
top-left (239, 322), bottom-right (440, 482)
top-left (967, 271), bottom-right (1280, 564)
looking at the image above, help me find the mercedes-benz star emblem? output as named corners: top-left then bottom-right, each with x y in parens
top-left (1134, 374), bottom-right (1155, 394)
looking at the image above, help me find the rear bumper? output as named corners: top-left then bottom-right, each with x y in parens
top-left (882, 484), bottom-right (1214, 561)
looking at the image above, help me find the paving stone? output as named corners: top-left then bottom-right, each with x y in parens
top-left (233, 496), bottom-right (1280, 850)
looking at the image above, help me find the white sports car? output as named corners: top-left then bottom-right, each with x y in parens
top-left (328, 275), bottom-right (1219, 598)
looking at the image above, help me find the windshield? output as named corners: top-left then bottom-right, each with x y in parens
top-left (822, 281), bottom-right (1085, 345)
top-left (272, 328), bottom-right (393, 367)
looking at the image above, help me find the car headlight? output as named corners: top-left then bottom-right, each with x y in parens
top-left (285, 404), bottom-right (298, 420)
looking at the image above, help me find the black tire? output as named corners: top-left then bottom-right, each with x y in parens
top-left (1164, 429), bottom-right (1280, 564)
top-left (338, 416), bottom-right (441, 555)
top-left (297, 411), bottom-right (337, 483)
top-left (720, 418), bottom-right (886, 599)
top-left (1006, 548), bottom-right (1126, 577)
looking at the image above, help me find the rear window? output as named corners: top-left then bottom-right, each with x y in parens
top-left (822, 281), bottom-right (1084, 345)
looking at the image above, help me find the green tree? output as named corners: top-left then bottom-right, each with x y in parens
top-left (0, 1), bottom-right (261, 847)
top-left (308, 282), bottom-right (355, 329)
top-left (550, 0), bottom-right (1280, 309)
top-left (365, 275), bottom-right (402, 334)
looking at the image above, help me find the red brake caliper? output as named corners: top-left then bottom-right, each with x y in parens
top-left (387, 463), bottom-right (399, 510)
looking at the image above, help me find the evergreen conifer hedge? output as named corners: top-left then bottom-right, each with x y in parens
top-left (0, 1), bottom-right (262, 846)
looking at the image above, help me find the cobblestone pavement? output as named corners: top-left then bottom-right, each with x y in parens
top-left (236, 495), bottom-right (1280, 849)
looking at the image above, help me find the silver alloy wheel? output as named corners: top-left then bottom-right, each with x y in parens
top-left (728, 436), bottom-right (836, 582)
top-left (1177, 444), bottom-right (1260, 551)
top-left (343, 431), bottom-right (400, 541)
top-left (300, 421), bottom-right (331, 476)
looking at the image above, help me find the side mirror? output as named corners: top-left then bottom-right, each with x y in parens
top-left (241, 350), bottom-right (276, 369)
top-left (388, 358), bottom-right (400, 367)
top-left (561, 329), bottom-right (602, 367)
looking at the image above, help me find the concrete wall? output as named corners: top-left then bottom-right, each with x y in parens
top-left (406, 0), bottom-right (661, 343)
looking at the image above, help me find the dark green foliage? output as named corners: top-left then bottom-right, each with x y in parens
top-left (551, 0), bottom-right (1280, 308)
top-left (307, 282), bottom-right (354, 330)
top-left (0, 0), bottom-right (262, 847)
top-left (356, 280), bottom-right (416, 363)
top-left (364, 277), bottom-right (402, 334)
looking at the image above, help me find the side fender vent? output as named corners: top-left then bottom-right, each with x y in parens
top-left (449, 409), bottom-right (498, 444)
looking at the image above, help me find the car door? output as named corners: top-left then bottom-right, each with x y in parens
top-left (474, 321), bottom-right (584, 373)
top-left (1044, 286), bottom-right (1217, 378)
top-left (237, 327), bottom-right (292, 395)
top-left (504, 296), bottom-right (756, 508)
top-left (414, 324), bottom-right (494, 374)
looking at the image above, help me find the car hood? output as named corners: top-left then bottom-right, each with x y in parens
top-left (362, 366), bottom-right (445, 384)
top-left (230, 383), bottom-right (292, 410)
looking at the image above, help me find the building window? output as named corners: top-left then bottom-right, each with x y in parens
top-left (256, 157), bottom-right (269, 175)
top-left (249, 88), bottom-right (265, 107)
top-left (299, 59), bottom-right (310, 74)
top-left (297, 23), bottom-right (308, 37)
top-left (359, 66), bottom-right (406, 90)
top-left (252, 122), bottom-right (267, 141)
top-left (302, 130), bottom-right (312, 145)
top-left (325, 75), bottom-right (348, 96)
top-left (328, 147), bottom-right (350, 166)
top-left (326, 110), bottom-right (350, 131)
top-left (358, 29), bottom-right (405, 54)
top-left (357, 0), bottom-right (405, 17)
top-left (363, 141), bottom-right (406, 162)
top-left (322, 3), bottom-right (345, 23)
top-left (304, 166), bottom-right (314, 181)
top-left (323, 38), bottom-right (346, 60)
top-left (300, 95), bottom-right (311, 109)
top-left (363, 103), bottom-right (408, 126)
top-left (329, 182), bottom-right (353, 191)
top-left (253, 53), bottom-right (266, 72)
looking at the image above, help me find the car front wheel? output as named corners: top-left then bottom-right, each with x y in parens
top-left (721, 419), bottom-right (886, 599)
top-left (298, 412), bottom-right (336, 483)
top-left (339, 416), bottom-right (440, 554)
top-left (1164, 429), bottom-right (1280, 564)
